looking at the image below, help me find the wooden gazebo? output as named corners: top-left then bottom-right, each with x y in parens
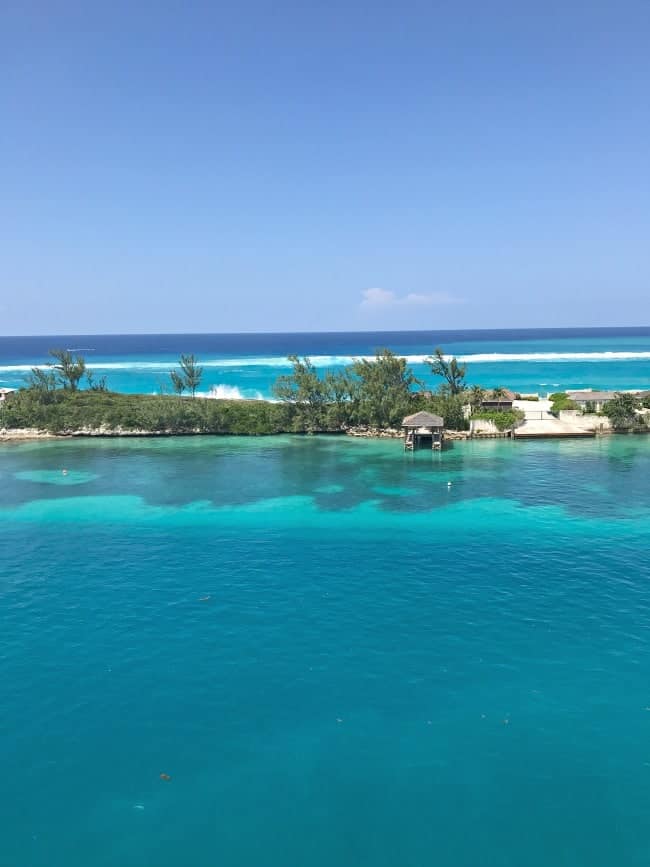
top-left (402, 411), bottom-right (444, 451)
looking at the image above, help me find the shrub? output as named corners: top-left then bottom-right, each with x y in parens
top-left (549, 392), bottom-right (577, 414)
top-left (602, 393), bottom-right (644, 431)
top-left (0, 389), bottom-right (297, 436)
top-left (471, 409), bottom-right (524, 431)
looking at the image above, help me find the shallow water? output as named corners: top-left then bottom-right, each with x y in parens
top-left (2, 435), bottom-right (650, 866)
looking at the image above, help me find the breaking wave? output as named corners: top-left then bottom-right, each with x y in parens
top-left (2, 350), bottom-right (650, 376)
top-left (202, 385), bottom-right (264, 400)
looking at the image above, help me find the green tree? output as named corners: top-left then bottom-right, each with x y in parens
top-left (26, 367), bottom-right (57, 393)
top-left (350, 348), bottom-right (420, 428)
top-left (603, 393), bottom-right (643, 430)
top-left (170, 369), bottom-right (186, 395)
top-left (179, 354), bottom-right (203, 397)
top-left (273, 355), bottom-right (328, 431)
top-left (49, 349), bottom-right (86, 391)
top-left (323, 369), bottom-right (354, 429)
top-left (86, 371), bottom-right (108, 392)
top-left (426, 347), bottom-right (467, 395)
top-left (429, 392), bottom-right (469, 431)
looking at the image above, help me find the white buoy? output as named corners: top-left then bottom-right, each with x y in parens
top-left (447, 481), bottom-right (452, 487)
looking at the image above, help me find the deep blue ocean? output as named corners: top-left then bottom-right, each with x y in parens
top-left (1, 327), bottom-right (650, 397)
top-left (2, 328), bottom-right (650, 865)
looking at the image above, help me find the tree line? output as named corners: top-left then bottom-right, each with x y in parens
top-left (25, 349), bottom-right (205, 397)
top-left (271, 347), bottom-right (474, 431)
top-left (8, 345), bottom-right (518, 435)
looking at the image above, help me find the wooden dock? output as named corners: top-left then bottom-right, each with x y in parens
top-left (402, 411), bottom-right (444, 450)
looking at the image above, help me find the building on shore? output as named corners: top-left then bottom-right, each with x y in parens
top-left (402, 411), bottom-right (444, 451)
top-left (480, 388), bottom-right (518, 410)
top-left (566, 390), bottom-right (619, 412)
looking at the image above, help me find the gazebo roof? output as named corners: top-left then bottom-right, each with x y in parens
top-left (402, 411), bottom-right (444, 428)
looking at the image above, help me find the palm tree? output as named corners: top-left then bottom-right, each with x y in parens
top-left (469, 385), bottom-right (486, 412)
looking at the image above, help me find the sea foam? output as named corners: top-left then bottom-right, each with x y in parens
top-left (203, 384), bottom-right (264, 400)
top-left (2, 350), bottom-right (650, 376)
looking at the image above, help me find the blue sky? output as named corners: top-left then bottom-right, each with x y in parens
top-left (2, 0), bottom-right (649, 335)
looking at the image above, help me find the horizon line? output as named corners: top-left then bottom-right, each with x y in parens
top-left (2, 325), bottom-right (650, 340)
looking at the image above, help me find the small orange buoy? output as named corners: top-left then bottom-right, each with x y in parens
top-left (160, 773), bottom-right (171, 782)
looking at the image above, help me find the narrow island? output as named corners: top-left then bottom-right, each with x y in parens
top-left (1, 347), bottom-right (649, 443)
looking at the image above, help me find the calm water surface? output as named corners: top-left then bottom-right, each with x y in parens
top-left (2, 435), bottom-right (650, 866)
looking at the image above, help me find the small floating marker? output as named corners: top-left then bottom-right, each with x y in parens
top-left (62, 469), bottom-right (68, 476)
top-left (447, 481), bottom-right (452, 487)
top-left (199, 595), bottom-right (211, 602)
top-left (160, 773), bottom-right (171, 782)
top-left (133, 804), bottom-right (145, 811)
top-left (336, 718), bottom-right (343, 724)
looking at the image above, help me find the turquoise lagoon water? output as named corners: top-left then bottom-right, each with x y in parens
top-left (2, 434), bottom-right (650, 866)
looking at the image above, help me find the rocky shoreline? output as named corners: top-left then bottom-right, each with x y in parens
top-left (345, 426), bottom-right (473, 440)
top-left (0, 426), bottom-right (199, 441)
top-left (0, 425), bottom-right (633, 443)
top-left (0, 428), bottom-right (58, 441)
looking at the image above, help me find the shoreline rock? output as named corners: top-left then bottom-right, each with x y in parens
top-left (0, 428), bottom-right (58, 441)
top-left (345, 426), bottom-right (402, 439)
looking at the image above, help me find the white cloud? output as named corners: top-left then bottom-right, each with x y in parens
top-left (360, 287), bottom-right (396, 308)
top-left (360, 287), bottom-right (461, 311)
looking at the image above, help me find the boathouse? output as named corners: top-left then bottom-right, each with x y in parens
top-left (402, 411), bottom-right (444, 451)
